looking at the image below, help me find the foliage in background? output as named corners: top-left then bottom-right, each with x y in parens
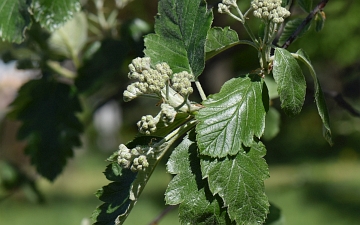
top-left (1, 0), bottom-right (360, 225)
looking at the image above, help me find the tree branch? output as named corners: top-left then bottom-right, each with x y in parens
top-left (148, 205), bottom-right (176, 225)
top-left (281, 0), bottom-right (329, 49)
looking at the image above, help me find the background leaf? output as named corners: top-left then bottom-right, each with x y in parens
top-left (144, 0), bottom-right (213, 78)
top-left (298, 0), bottom-right (313, 13)
top-left (165, 132), bottom-right (234, 225)
top-left (7, 78), bottom-right (83, 181)
top-left (31, 0), bottom-right (81, 31)
top-left (200, 141), bottom-right (270, 224)
top-left (277, 18), bottom-right (311, 47)
top-left (48, 12), bottom-right (87, 59)
top-left (273, 48), bottom-right (306, 116)
top-left (0, 0), bottom-right (31, 43)
top-left (196, 75), bottom-right (266, 158)
top-left (205, 27), bottom-right (239, 60)
top-left (263, 107), bottom-right (281, 141)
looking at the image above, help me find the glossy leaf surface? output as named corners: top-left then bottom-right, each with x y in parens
top-left (201, 142), bottom-right (269, 224)
top-left (196, 75), bottom-right (266, 158)
top-left (165, 132), bottom-right (234, 225)
top-left (205, 27), bottom-right (239, 60)
top-left (0, 0), bottom-right (31, 43)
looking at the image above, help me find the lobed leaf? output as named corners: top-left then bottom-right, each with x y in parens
top-left (273, 48), bottom-right (306, 116)
top-left (7, 78), bottom-right (83, 181)
top-left (165, 132), bottom-right (234, 225)
top-left (205, 27), bottom-right (239, 60)
top-left (31, 0), bottom-right (81, 31)
top-left (144, 0), bottom-right (213, 78)
top-left (0, 0), bottom-right (31, 43)
top-left (200, 141), bottom-right (270, 224)
top-left (295, 49), bottom-right (332, 145)
top-left (196, 75), bottom-right (266, 158)
top-left (93, 136), bottom-right (175, 225)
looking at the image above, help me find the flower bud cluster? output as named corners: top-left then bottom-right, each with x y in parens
top-left (117, 144), bottom-right (150, 172)
top-left (171, 71), bottom-right (194, 96)
top-left (160, 103), bottom-right (177, 126)
top-left (123, 57), bottom-right (171, 102)
top-left (251, 0), bottom-right (290, 23)
top-left (137, 115), bottom-right (158, 135)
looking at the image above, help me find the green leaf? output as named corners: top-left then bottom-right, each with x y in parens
top-left (93, 136), bottom-right (176, 224)
top-left (0, 0), bottom-right (31, 43)
top-left (92, 163), bottom-right (137, 225)
top-left (263, 107), bottom-right (281, 141)
top-left (200, 141), bottom-right (270, 224)
top-left (264, 203), bottom-right (284, 225)
top-left (48, 12), bottom-right (87, 60)
top-left (165, 132), bottom-right (234, 225)
top-left (273, 48), bottom-right (306, 116)
top-left (31, 0), bottom-right (81, 31)
top-left (295, 49), bottom-right (332, 145)
top-left (144, 0), bottom-right (213, 78)
top-left (298, 0), bottom-right (313, 13)
top-left (277, 18), bottom-right (311, 47)
top-left (196, 75), bottom-right (266, 158)
top-left (7, 78), bottom-right (83, 181)
top-left (315, 11), bottom-right (326, 32)
top-left (205, 27), bottom-right (239, 60)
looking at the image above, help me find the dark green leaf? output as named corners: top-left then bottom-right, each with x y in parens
top-left (75, 39), bottom-right (129, 94)
top-left (205, 27), bottom-right (239, 60)
top-left (281, 0), bottom-right (290, 7)
top-left (295, 49), bottom-right (332, 145)
top-left (264, 203), bottom-right (284, 225)
top-left (31, 0), bottom-right (81, 31)
top-left (93, 136), bottom-right (172, 225)
top-left (201, 141), bottom-right (270, 224)
top-left (144, 0), bottom-right (213, 78)
top-left (196, 75), bottom-right (266, 157)
top-left (277, 18), bottom-right (311, 47)
top-left (165, 132), bottom-right (234, 225)
top-left (263, 107), bottom-right (281, 141)
top-left (273, 48), bottom-right (306, 116)
top-left (0, 0), bottom-right (31, 43)
top-left (92, 164), bottom-right (137, 225)
top-left (298, 0), bottom-right (313, 13)
top-left (315, 11), bottom-right (326, 32)
top-left (7, 78), bottom-right (83, 181)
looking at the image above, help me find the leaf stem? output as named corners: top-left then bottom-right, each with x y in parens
top-left (195, 80), bottom-right (207, 101)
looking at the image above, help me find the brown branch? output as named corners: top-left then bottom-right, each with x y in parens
top-left (148, 205), bottom-right (176, 225)
top-left (281, 0), bottom-right (329, 49)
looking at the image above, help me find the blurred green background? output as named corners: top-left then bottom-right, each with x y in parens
top-left (1, 0), bottom-right (360, 224)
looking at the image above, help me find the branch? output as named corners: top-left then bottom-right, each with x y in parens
top-left (148, 205), bottom-right (176, 225)
top-left (281, 0), bottom-right (329, 49)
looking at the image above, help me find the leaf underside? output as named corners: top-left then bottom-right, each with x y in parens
top-left (144, 0), bottom-right (213, 78)
top-left (196, 75), bottom-right (266, 158)
top-left (273, 48), bottom-right (306, 116)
